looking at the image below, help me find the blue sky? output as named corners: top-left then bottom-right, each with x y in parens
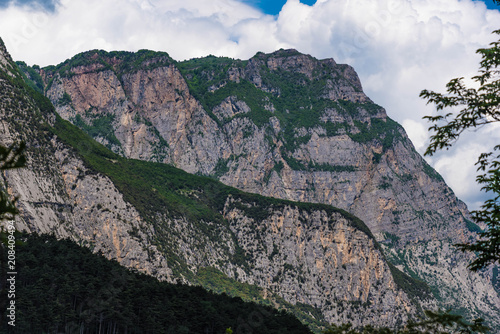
top-left (0, 0), bottom-right (58, 11)
top-left (245, 0), bottom-right (500, 14)
top-left (0, 0), bottom-right (499, 210)
top-left (242, 0), bottom-right (317, 15)
top-left (481, 0), bottom-right (500, 9)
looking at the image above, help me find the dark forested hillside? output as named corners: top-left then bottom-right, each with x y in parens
top-left (0, 233), bottom-right (312, 334)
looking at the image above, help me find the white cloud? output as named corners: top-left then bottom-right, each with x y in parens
top-left (1, 0), bottom-right (499, 210)
top-left (0, 0), bottom-right (266, 65)
top-left (402, 118), bottom-right (428, 152)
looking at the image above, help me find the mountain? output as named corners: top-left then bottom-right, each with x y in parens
top-left (26, 47), bottom-right (500, 325)
top-left (0, 37), bottom-right (428, 331)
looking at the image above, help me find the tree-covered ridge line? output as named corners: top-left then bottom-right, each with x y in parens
top-left (43, 49), bottom-right (174, 79)
top-left (194, 267), bottom-right (330, 332)
top-left (0, 233), bottom-right (313, 334)
top-left (29, 47), bottom-right (404, 163)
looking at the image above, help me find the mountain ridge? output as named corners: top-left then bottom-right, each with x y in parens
top-left (0, 40), bottom-right (429, 329)
top-left (30, 46), bottom-right (499, 325)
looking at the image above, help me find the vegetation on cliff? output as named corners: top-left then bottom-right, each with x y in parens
top-left (44, 49), bottom-right (174, 80)
top-left (177, 52), bottom-right (404, 162)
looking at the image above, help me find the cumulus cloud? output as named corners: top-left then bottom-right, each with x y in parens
top-left (0, 0), bottom-right (267, 65)
top-left (0, 0), bottom-right (499, 210)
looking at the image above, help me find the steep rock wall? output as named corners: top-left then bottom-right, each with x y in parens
top-left (223, 198), bottom-right (414, 327)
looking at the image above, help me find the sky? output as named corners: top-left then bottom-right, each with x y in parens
top-left (0, 0), bottom-right (499, 211)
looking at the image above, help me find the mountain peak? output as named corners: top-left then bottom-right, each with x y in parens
top-left (251, 48), bottom-right (316, 65)
top-left (44, 48), bottom-right (174, 78)
top-left (271, 48), bottom-right (306, 57)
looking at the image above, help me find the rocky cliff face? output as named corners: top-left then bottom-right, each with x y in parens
top-left (40, 49), bottom-right (469, 247)
top-left (0, 40), bottom-right (426, 329)
top-left (0, 43), bottom-right (172, 281)
top-left (222, 198), bottom-right (415, 326)
top-left (35, 47), bottom-right (500, 326)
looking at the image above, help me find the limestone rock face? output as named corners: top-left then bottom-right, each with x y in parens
top-left (0, 54), bottom-right (172, 281)
top-left (223, 198), bottom-right (414, 327)
top-left (14, 46), bottom-right (500, 326)
top-left (42, 53), bottom-right (226, 174)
